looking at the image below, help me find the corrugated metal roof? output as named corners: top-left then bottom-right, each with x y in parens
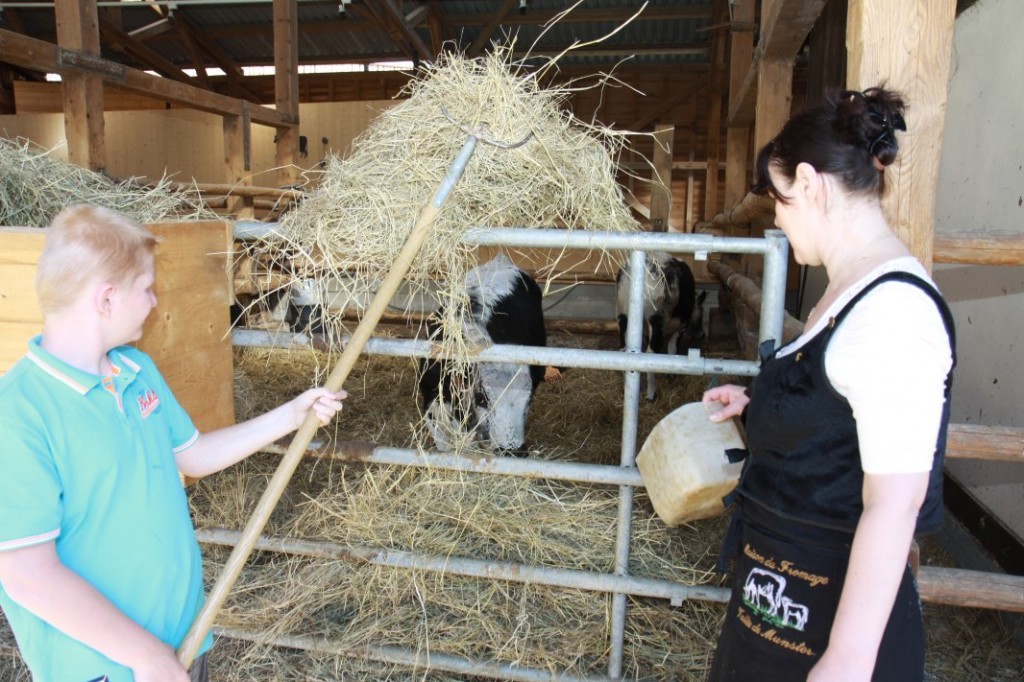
top-left (1, 0), bottom-right (714, 79)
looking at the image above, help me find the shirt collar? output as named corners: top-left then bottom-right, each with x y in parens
top-left (25, 335), bottom-right (139, 395)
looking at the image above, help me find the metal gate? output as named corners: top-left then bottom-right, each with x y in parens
top-left (220, 225), bottom-right (789, 680)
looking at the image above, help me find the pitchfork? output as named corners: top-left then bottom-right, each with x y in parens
top-left (177, 114), bottom-right (532, 666)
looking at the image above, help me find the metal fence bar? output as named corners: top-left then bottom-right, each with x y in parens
top-left (215, 626), bottom-right (616, 682)
top-left (608, 250), bottom-right (650, 678)
top-left (262, 442), bottom-right (647, 488)
top-left (234, 222), bottom-right (778, 257)
top-left (195, 528), bottom-right (730, 604)
top-left (233, 330), bottom-right (762, 377)
top-left (759, 230), bottom-right (790, 351)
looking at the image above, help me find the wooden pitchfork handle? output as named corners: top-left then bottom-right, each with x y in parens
top-left (177, 123), bottom-right (532, 667)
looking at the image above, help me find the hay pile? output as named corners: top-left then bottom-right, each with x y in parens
top-left (0, 137), bottom-right (216, 227)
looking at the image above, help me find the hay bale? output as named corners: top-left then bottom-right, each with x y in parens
top-left (0, 137), bottom-right (217, 227)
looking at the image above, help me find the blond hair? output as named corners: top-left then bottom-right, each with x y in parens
top-left (36, 204), bottom-right (158, 314)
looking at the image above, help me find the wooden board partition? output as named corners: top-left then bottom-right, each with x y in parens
top-left (0, 221), bottom-right (235, 433)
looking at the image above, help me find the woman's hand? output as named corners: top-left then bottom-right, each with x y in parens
top-left (291, 387), bottom-right (347, 428)
top-left (702, 384), bottom-right (749, 422)
top-left (807, 650), bottom-right (873, 682)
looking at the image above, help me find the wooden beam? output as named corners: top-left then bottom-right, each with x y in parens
top-left (172, 16), bottom-right (211, 90)
top-left (468, 0), bottom-right (519, 58)
top-left (917, 566), bottom-right (1024, 612)
top-left (728, 62), bottom-right (757, 126)
top-left (703, 0), bottom-right (728, 221)
top-left (685, 139), bottom-right (695, 230)
top-left (427, 0), bottom-right (451, 56)
top-left (620, 160), bottom-right (726, 172)
top-left (14, 80), bottom-right (164, 112)
top-left (649, 125), bottom-right (674, 232)
top-left (223, 114), bottom-right (254, 219)
top-left (846, 0), bottom-right (956, 270)
top-left (170, 15), bottom-right (262, 102)
top-left (946, 424), bottom-right (1024, 463)
top-left (724, 0), bottom-right (755, 208)
top-left (54, 0), bottom-right (105, 173)
top-left (0, 29), bottom-right (291, 128)
top-left (348, 1), bottom-right (414, 61)
top-left (99, 18), bottom-right (194, 85)
top-left (753, 59), bottom-right (794, 161)
top-left (127, 17), bottom-right (175, 42)
top-left (724, 126), bottom-right (751, 207)
top-left (933, 231), bottom-right (1024, 265)
top-left (628, 80), bottom-right (701, 130)
top-left (728, 0), bottom-right (829, 126)
top-left (760, 0), bottom-right (831, 60)
top-left (273, 0), bottom-right (300, 186)
top-left (377, 0), bottom-right (434, 62)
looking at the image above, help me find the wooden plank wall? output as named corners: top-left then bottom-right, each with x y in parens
top-left (0, 229), bottom-right (45, 367)
top-left (0, 221), bottom-right (235, 433)
top-left (0, 99), bottom-right (401, 185)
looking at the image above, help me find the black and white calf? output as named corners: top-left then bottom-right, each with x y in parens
top-left (230, 278), bottom-right (326, 334)
top-left (418, 254), bottom-right (547, 457)
top-left (616, 251), bottom-right (706, 400)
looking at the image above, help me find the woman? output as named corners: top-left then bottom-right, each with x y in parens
top-left (703, 88), bottom-right (956, 681)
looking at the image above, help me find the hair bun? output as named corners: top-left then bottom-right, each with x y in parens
top-left (835, 87), bottom-right (906, 167)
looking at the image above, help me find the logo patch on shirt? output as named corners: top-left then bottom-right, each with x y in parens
top-left (136, 388), bottom-right (160, 418)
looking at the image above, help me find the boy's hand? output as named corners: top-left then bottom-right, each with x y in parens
top-left (130, 641), bottom-right (190, 681)
top-left (292, 388), bottom-right (347, 428)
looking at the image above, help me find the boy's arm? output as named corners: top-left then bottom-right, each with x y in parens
top-left (175, 387), bottom-right (345, 478)
top-left (0, 541), bottom-right (188, 681)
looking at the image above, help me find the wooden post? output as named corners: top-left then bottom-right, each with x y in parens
top-left (54, 0), bottom-right (105, 172)
top-left (703, 0), bottom-right (728, 221)
top-left (685, 139), bottom-right (695, 231)
top-left (274, 0), bottom-right (300, 187)
top-left (846, 0), bottom-right (956, 271)
top-left (650, 124), bottom-right (674, 232)
top-left (752, 58), bottom-right (794, 164)
top-left (223, 114), bottom-right (254, 219)
top-left (724, 0), bottom-right (755, 209)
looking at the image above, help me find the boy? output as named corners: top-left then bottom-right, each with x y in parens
top-left (0, 204), bottom-right (345, 681)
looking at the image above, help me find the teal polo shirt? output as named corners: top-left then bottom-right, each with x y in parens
top-left (0, 337), bottom-right (212, 681)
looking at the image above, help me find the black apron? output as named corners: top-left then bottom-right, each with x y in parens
top-left (708, 272), bottom-right (954, 681)
top-left (707, 500), bottom-right (924, 682)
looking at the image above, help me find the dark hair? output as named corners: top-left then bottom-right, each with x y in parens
top-left (752, 87), bottom-right (906, 202)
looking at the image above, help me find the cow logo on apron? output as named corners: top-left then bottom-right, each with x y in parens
top-left (733, 541), bottom-right (833, 658)
top-left (741, 567), bottom-right (809, 631)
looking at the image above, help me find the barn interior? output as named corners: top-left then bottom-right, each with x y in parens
top-left (0, 1), bottom-right (1022, 680)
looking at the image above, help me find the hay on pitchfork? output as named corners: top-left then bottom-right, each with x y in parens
top-left (242, 44), bottom-right (646, 452)
top-left (0, 137), bottom-right (217, 228)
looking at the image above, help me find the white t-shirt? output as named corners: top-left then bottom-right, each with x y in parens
top-left (777, 258), bottom-right (954, 474)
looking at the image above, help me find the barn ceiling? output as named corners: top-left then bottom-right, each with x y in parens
top-left (0, 0), bottom-right (721, 105)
